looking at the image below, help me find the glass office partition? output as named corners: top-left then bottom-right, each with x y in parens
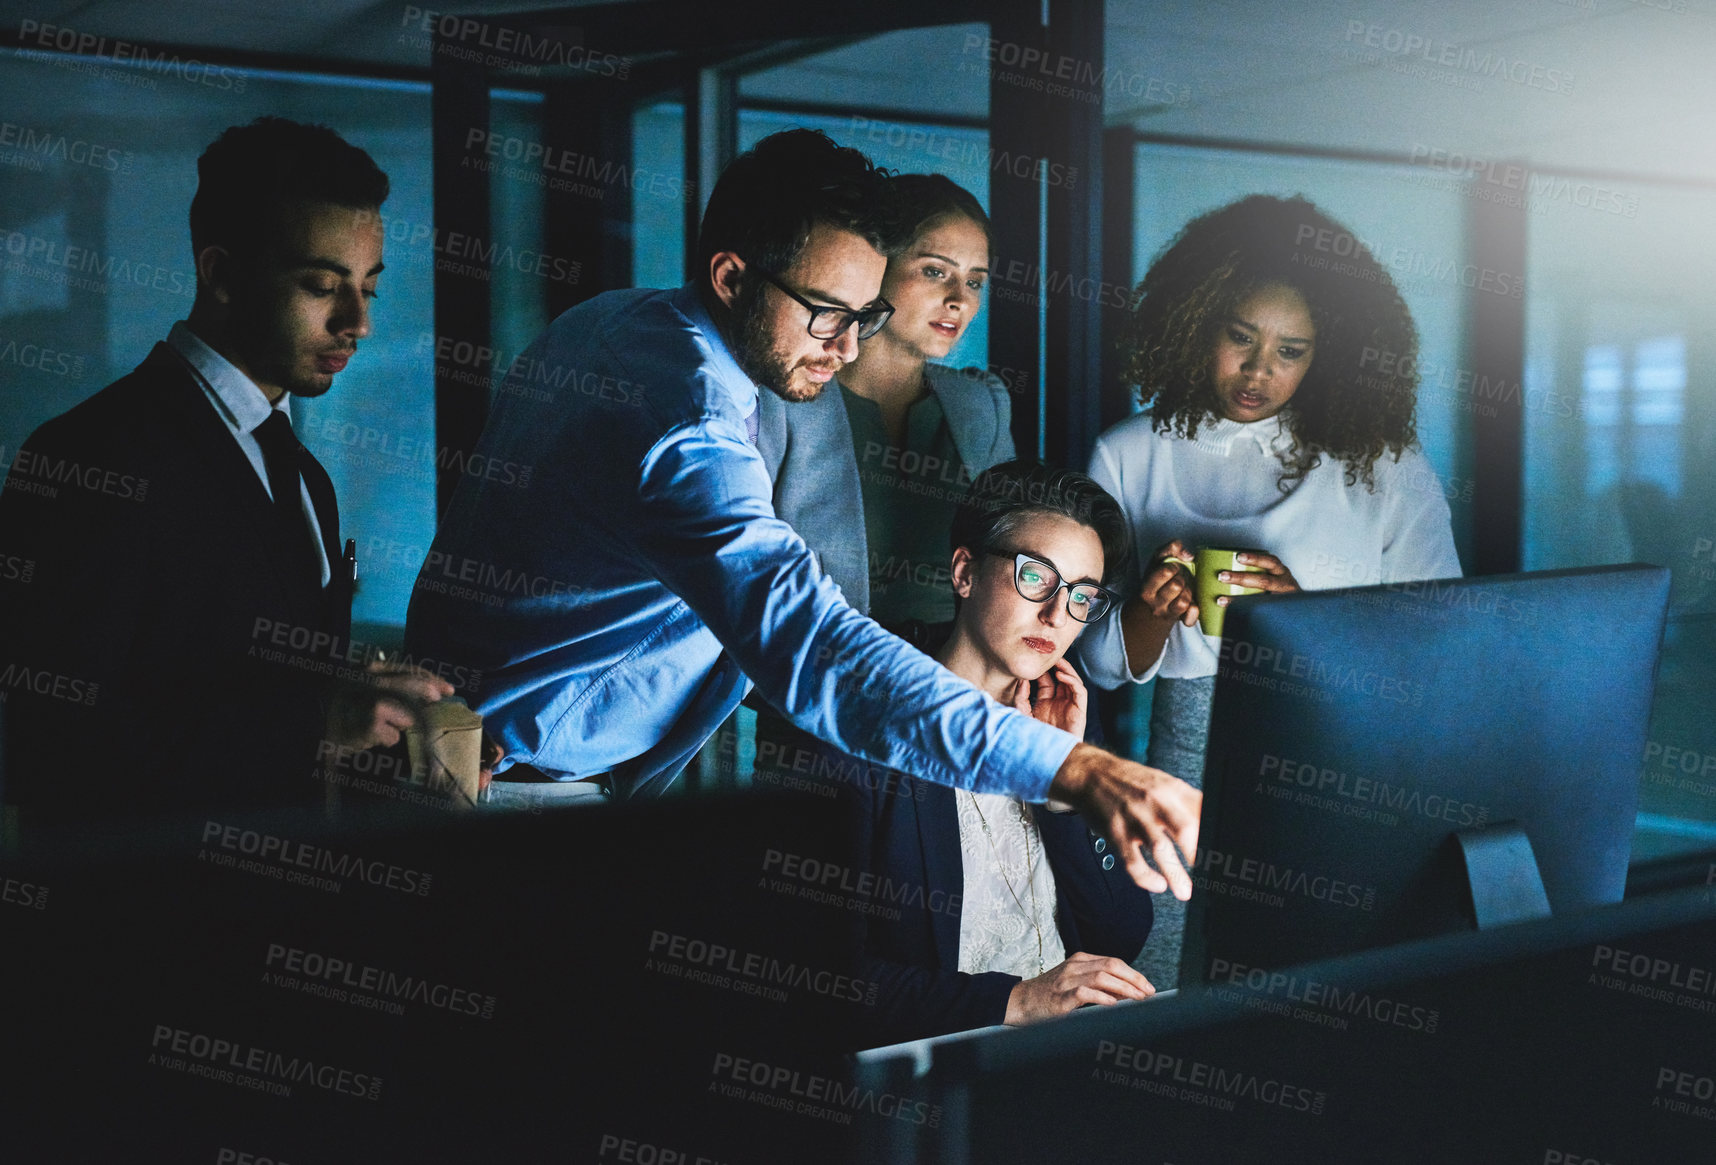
top-left (631, 99), bottom-right (687, 290)
top-left (1524, 180), bottom-right (1716, 860)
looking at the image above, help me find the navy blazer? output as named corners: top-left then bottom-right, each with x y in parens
top-left (839, 753), bottom-right (1154, 1046)
top-left (0, 343), bottom-right (351, 821)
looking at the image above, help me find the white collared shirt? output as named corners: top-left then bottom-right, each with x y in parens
top-left (166, 321), bottom-right (330, 587)
top-left (1077, 410), bottom-right (1462, 685)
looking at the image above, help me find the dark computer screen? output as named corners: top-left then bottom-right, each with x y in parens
top-left (1181, 564), bottom-right (1670, 982)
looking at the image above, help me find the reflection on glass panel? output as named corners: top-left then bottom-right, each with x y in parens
top-left (1581, 344), bottom-right (1624, 496)
top-left (1633, 336), bottom-right (1686, 499)
top-left (0, 211), bottom-right (70, 318)
top-left (631, 100), bottom-right (686, 291)
top-left (1635, 337), bottom-right (1686, 425)
top-left (1579, 337), bottom-right (1685, 499)
top-left (490, 90), bottom-right (548, 382)
top-left (1524, 180), bottom-right (1716, 861)
top-left (1582, 346), bottom-right (1623, 424)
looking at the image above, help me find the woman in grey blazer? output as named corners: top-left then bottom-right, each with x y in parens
top-left (756, 174), bottom-right (1013, 652)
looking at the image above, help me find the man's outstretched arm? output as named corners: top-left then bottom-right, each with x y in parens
top-left (633, 420), bottom-right (1202, 893)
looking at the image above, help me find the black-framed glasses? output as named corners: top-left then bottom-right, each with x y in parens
top-left (753, 268), bottom-right (894, 341)
top-left (988, 550), bottom-right (1117, 624)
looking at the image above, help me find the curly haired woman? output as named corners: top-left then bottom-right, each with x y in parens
top-left (1073, 194), bottom-right (1462, 986)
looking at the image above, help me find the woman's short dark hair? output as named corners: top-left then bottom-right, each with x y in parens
top-left (696, 128), bottom-right (904, 286)
top-left (951, 460), bottom-right (1131, 586)
top-left (892, 173), bottom-right (990, 248)
top-left (189, 117), bottom-right (389, 264)
top-left (1121, 194), bottom-right (1421, 491)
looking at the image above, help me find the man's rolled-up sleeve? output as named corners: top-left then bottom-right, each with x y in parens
top-left (632, 419), bottom-right (1076, 800)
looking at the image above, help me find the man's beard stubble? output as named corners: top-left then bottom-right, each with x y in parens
top-left (730, 280), bottom-right (836, 404)
top-left (228, 293), bottom-right (338, 399)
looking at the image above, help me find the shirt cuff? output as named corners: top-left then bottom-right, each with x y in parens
top-left (978, 711), bottom-right (1079, 802)
top-left (1073, 611), bottom-right (1160, 689)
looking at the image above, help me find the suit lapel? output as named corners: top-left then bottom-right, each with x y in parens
top-left (149, 344), bottom-right (269, 509)
top-left (755, 387), bottom-right (788, 484)
top-left (925, 364), bottom-right (994, 475)
top-left (762, 385), bottom-right (870, 612)
top-left (147, 345), bottom-right (321, 626)
top-left (916, 782), bottom-right (965, 970)
top-left (298, 450), bottom-right (351, 640)
top-left (298, 451), bottom-right (341, 571)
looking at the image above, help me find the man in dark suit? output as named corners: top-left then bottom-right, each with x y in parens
top-left (0, 117), bottom-right (448, 824)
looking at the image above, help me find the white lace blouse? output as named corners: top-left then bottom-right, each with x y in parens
top-left (955, 789), bottom-right (1067, 980)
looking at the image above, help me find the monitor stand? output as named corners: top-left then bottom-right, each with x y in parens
top-left (1456, 823), bottom-right (1553, 929)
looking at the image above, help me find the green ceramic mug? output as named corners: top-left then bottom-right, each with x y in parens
top-left (1163, 548), bottom-right (1265, 638)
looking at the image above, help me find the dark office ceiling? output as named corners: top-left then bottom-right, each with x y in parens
top-left (1, 0), bottom-right (1711, 180)
top-left (0, 0), bottom-right (601, 68)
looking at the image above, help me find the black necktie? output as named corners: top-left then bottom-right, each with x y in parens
top-left (253, 411), bottom-right (323, 587)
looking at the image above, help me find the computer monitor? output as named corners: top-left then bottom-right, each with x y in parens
top-left (1181, 564), bottom-right (1670, 983)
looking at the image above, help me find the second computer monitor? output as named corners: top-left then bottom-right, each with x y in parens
top-left (1181, 564), bottom-right (1670, 983)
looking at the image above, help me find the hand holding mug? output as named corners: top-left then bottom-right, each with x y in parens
top-left (1140, 539), bottom-right (1200, 628)
top-left (1213, 551), bottom-right (1301, 606)
top-left (1160, 547), bottom-right (1292, 636)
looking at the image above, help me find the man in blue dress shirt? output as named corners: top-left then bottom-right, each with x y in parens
top-left (404, 130), bottom-right (1200, 896)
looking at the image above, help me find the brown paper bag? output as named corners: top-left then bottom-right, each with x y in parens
top-left (404, 697), bottom-right (484, 809)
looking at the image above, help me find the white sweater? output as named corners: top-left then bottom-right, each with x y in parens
top-left (1076, 411), bottom-right (1464, 686)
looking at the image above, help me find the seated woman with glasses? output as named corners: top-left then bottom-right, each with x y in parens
top-left (826, 460), bottom-right (1157, 1046)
